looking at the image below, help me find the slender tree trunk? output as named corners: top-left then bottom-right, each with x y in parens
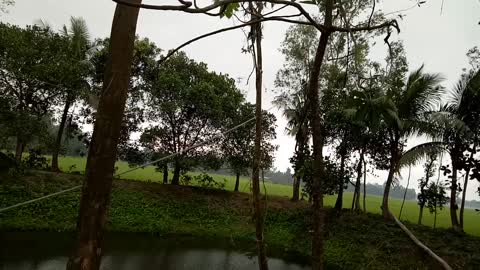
top-left (363, 160), bottom-right (367, 212)
top-left (433, 204), bottom-right (438, 229)
top-left (382, 139), bottom-right (398, 220)
top-left (292, 134), bottom-right (305, 202)
top-left (234, 172), bottom-right (240, 192)
top-left (418, 206), bottom-right (424, 225)
top-left (399, 166), bottom-right (411, 219)
top-left (291, 176), bottom-right (300, 201)
top-left (171, 160), bottom-right (181, 185)
top-left (250, 5), bottom-right (268, 270)
top-left (307, 1), bottom-right (333, 267)
top-left (66, 2), bottom-right (141, 270)
top-left (52, 94), bottom-right (73, 172)
top-left (460, 145), bottom-right (475, 229)
top-left (352, 149), bottom-right (364, 211)
top-left (14, 137), bottom-right (25, 164)
top-left (162, 164), bottom-right (168, 184)
top-left (334, 141), bottom-right (347, 210)
top-left (450, 156), bottom-right (461, 232)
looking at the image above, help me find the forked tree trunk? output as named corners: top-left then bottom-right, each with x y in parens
top-left (334, 141), bottom-right (347, 210)
top-left (234, 172), bottom-right (240, 192)
top-left (52, 94), bottom-right (73, 172)
top-left (250, 4), bottom-right (268, 270)
top-left (162, 164), bottom-right (168, 184)
top-left (66, 2), bottom-right (141, 270)
top-left (352, 149), bottom-right (364, 211)
top-left (307, 1), bottom-right (333, 268)
top-left (14, 137), bottom-right (25, 164)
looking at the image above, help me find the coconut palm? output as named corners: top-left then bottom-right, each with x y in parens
top-left (400, 69), bottom-right (480, 232)
top-left (273, 88), bottom-right (310, 201)
top-left (51, 17), bottom-right (91, 171)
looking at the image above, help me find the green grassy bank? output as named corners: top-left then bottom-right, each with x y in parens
top-left (1, 172), bottom-right (480, 269)
top-left (55, 156), bottom-right (480, 236)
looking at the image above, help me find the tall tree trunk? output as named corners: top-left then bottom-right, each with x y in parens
top-left (162, 164), bottom-right (168, 184)
top-left (292, 176), bottom-right (300, 201)
top-left (52, 94), bottom-right (73, 172)
top-left (363, 160), bottom-right (367, 212)
top-left (399, 166), bottom-right (411, 219)
top-left (250, 5), bottom-right (268, 270)
top-left (292, 134), bottom-right (305, 202)
top-left (234, 172), bottom-right (240, 192)
top-left (66, 2), bottom-right (141, 270)
top-left (334, 140), bottom-right (347, 210)
top-left (14, 137), bottom-right (25, 164)
top-left (352, 149), bottom-right (364, 211)
top-left (307, 1), bottom-right (333, 268)
top-left (459, 170), bottom-right (470, 229)
top-left (433, 204), bottom-right (438, 229)
top-left (449, 156), bottom-right (461, 232)
top-left (382, 138), bottom-right (398, 220)
top-left (418, 206), bottom-right (424, 225)
top-left (171, 160), bottom-right (181, 185)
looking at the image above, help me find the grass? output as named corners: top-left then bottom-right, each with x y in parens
top-left (56, 156), bottom-right (480, 236)
top-left (1, 171), bottom-right (480, 269)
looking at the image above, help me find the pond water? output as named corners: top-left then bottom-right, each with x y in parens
top-left (0, 232), bottom-right (310, 270)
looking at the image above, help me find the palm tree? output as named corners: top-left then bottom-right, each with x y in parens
top-left (51, 17), bottom-right (91, 171)
top-left (273, 88), bottom-right (310, 201)
top-left (401, 69), bottom-right (480, 232)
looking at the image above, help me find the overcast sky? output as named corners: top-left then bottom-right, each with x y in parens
top-left (2, 0), bottom-right (480, 199)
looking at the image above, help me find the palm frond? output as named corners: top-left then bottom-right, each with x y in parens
top-left (399, 141), bottom-right (446, 169)
top-left (34, 19), bottom-right (51, 30)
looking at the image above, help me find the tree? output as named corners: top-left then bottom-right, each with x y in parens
top-left (141, 51), bottom-right (244, 185)
top-left (424, 181), bottom-right (449, 229)
top-left (66, 1), bottom-right (142, 269)
top-left (0, 23), bottom-right (77, 163)
top-left (51, 17), bottom-right (92, 172)
top-left (417, 154), bottom-right (437, 225)
top-left (222, 103), bottom-right (277, 192)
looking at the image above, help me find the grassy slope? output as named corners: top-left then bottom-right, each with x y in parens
top-left (1, 172), bottom-right (480, 270)
top-left (57, 156), bottom-right (480, 236)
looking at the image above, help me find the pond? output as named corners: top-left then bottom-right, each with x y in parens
top-left (0, 232), bottom-right (310, 270)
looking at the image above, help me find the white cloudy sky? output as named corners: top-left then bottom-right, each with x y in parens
top-left (2, 0), bottom-right (480, 199)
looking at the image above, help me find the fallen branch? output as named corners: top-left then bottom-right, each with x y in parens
top-left (389, 211), bottom-right (453, 270)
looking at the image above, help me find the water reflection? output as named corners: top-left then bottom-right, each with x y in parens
top-left (1, 232), bottom-right (309, 270)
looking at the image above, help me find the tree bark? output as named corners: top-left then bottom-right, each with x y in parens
top-left (307, 1), bottom-right (333, 268)
top-left (234, 172), bottom-right (240, 192)
top-left (291, 176), bottom-right (300, 201)
top-left (66, 2), bottom-right (141, 270)
top-left (14, 137), bottom-right (25, 164)
top-left (52, 94), bottom-right (73, 172)
top-left (399, 166), bottom-right (411, 219)
top-left (418, 206), bottom-right (424, 225)
top-left (171, 160), bottom-right (181, 185)
top-left (382, 137), bottom-right (399, 220)
top-left (162, 164), bottom-right (168, 184)
top-left (459, 170), bottom-right (469, 229)
top-left (352, 149), bottom-right (364, 211)
top-left (334, 140), bottom-right (347, 210)
top-left (363, 160), bottom-right (367, 212)
top-left (449, 155), bottom-right (461, 232)
top-left (250, 4), bottom-right (269, 270)
top-left (292, 133), bottom-right (305, 202)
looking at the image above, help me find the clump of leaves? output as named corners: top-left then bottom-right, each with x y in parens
top-left (194, 173), bottom-right (226, 190)
top-left (22, 149), bottom-right (48, 170)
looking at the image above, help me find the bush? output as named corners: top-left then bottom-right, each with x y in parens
top-left (194, 173), bottom-right (226, 190)
top-left (22, 149), bottom-right (48, 170)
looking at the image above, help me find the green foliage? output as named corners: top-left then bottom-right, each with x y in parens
top-left (22, 149), bottom-right (49, 170)
top-left (194, 173), bottom-right (226, 190)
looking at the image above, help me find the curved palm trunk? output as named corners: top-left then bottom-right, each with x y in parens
top-left (382, 137), bottom-right (399, 220)
top-left (449, 155), bottom-right (461, 232)
top-left (307, 0), bottom-right (333, 266)
top-left (66, 2), bottom-right (141, 269)
top-left (399, 166), bottom-right (411, 219)
top-left (52, 94), bottom-right (73, 172)
top-left (250, 5), bottom-right (268, 270)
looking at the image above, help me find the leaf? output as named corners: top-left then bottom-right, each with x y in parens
top-left (220, 3), bottom-right (240, 19)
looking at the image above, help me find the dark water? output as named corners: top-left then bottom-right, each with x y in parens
top-left (0, 232), bottom-right (310, 270)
